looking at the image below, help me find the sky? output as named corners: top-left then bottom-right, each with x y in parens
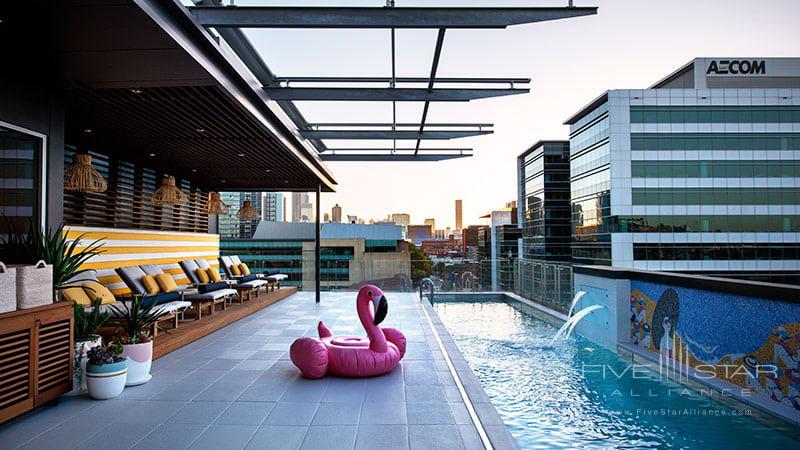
top-left (239, 0), bottom-right (800, 229)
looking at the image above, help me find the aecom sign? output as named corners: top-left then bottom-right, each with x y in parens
top-left (706, 60), bottom-right (766, 75)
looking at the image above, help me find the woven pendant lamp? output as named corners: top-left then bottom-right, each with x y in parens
top-left (152, 176), bottom-right (187, 206)
top-left (205, 192), bottom-right (229, 215)
top-left (64, 154), bottom-right (107, 193)
top-left (236, 200), bottom-right (259, 220)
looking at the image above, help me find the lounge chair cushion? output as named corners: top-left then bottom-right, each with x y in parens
top-left (195, 259), bottom-right (211, 270)
top-left (155, 273), bottom-right (179, 293)
top-left (62, 286), bottom-right (91, 305)
top-left (239, 263), bottom-right (251, 275)
top-left (144, 291), bottom-right (182, 306)
top-left (196, 268), bottom-right (210, 283)
top-left (208, 268), bottom-right (222, 282)
top-left (184, 288), bottom-right (236, 301)
top-left (266, 274), bottom-right (288, 282)
top-left (82, 281), bottom-right (116, 305)
top-left (230, 264), bottom-right (241, 276)
top-left (198, 282), bottom-right (228, 294)
top-left (240, 274), bottom-right (258, 283)
top-left (116, 266), bottom-right (149, 296)
top-left (219, 256), bottom-right (234, 277)
top-left (231, 255), bottom-right (242, 265)
top-left (235, 279), bottom-right (268, 289)
top-left (141, 264), bottom-right (165, 275)
top-left (179, 260), bottom-right (200, 285)
top-left (141, 274), bottom-right (160, 295)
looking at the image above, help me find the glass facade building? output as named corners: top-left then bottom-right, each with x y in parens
top-left (565, 57), bottom-right (800, 283)
top-left (517, 141), bottom-right (571, 261)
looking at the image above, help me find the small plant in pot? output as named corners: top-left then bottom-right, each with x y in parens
top-left (86, 342), bottom-right (127, 400)
top-left (110, 296), bottom-right (166, 386)
top-left (66, 298), bottom-right (109, 396)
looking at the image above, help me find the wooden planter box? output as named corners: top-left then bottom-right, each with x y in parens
top-left (0, 302), bottom-right (73, 424)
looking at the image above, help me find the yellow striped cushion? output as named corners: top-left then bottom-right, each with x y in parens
top-left (207, 268), bottom-right (222, 283)
top-left (155, 273), bottom-right (178, 293)
top-left (81, 281), bottom-right (116, 305)
top-left (239, 263), bottom-right (251, 276)
top-left (141, 275), bottom-right (160, 295)
top-left (62, 286), bottom-right (91, 305)
top-left (195, 268), bottom-right (210, 284)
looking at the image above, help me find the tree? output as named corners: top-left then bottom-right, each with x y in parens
top-left (407, 243), bottom-right (432, 287)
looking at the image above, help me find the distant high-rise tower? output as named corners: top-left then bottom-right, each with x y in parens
top-left (323, 212), bottom-right (330, 222)
top-left (455, 199), bottom-right (463, 231)
top-left (424, 218), bottom-right (436, 230)
top-left (292, 192), bottom-right (313, 222)
top-left (332, 204), bottom-right (343, 223)
top-left (390, 213), bottom-right (410, 227)
top-left (261, 193), bottom-right (282, 222)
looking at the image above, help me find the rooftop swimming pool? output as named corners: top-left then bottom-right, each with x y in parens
top-left (433, 298), bottom-right (800, 449)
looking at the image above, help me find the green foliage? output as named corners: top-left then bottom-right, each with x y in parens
top-left (408, 243), bottom-right (432, 286)
top-left (87, 343), bottom-right (124, 366)
top-left (110, 296), bottom-right (166, 344)
top-left (27, 223), bottom-right (105, 290)
top-left (73, 298), bottom-right (110, 341)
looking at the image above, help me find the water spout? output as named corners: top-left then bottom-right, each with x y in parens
top-left (567, 291), bottom-right (587, 318)
top-left (549, 303), bottom-right (606, 346)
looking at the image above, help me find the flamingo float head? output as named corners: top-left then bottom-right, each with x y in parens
top-left (358, 284), bottom-right (388, 325)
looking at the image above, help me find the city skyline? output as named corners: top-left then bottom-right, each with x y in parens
top-left (244, 0), bottom-right (799, 229)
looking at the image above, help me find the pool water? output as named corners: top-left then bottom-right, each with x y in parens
top-left (434, 300), bottom-right (800, 449)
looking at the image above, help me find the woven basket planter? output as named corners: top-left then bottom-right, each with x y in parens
top-left (16, 260), bottom-right (53, 309)
top-left (0, 262), bottom-right (16, 314)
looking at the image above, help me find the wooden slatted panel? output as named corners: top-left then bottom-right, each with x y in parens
top-left (0, 329), bottom-right (31, 410)
top-left (64, 149), bottom-right (209, 233)
top-left (36, 320), bottom-right (71, 394)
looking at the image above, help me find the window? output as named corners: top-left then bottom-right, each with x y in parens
top-left (0, 123), bottom-right (43, 238)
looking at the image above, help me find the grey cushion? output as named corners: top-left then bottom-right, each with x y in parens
top-left (180, 260), bottom-right (201, 285)
top-left (219, 256), bottom-right (234, 278)
top-left (230, 255), bottom-right (242, 265)
top-left (95, 300), bottom-right (191, 318)
top-left (195, 259), bottom-right (211, 270)
top-left (116, 266), bottom-right (148, 296)
top-left (64, 269), bottom-right (99, 285)
top-left (266, 274), bottom-right (288, 282)
top-left (184, 288), bottom-right (237, 301)
top-left (235, 279), bottom-right (268, 289)
top-left (141, 264), bottom-right (164, 275)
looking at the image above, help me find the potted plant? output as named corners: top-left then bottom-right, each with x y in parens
top-left (110, 296), bottom-right (165, 386)
top-left (85, 342), bottom-right (127, 400)
top-left (66, 298), bottom-right (109, 396)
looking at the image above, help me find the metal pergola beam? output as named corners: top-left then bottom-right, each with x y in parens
top-left (320, 151), bottom-right (473, 162)
top-left (300, 129), bottom-right (491, 140)
top-left (416, 28), bottom-right (446, 155)
top-left (190, 6), bottom-right (598, 29)
top-left (277, 77), bottom-right (530, 85)
top-left (263, 87), bottom-right (527, 101)
top-left (307, 123), bottom-right (492, 128)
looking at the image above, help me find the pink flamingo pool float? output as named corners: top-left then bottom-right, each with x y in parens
top-left (290, 285), bottom-right (406, 379)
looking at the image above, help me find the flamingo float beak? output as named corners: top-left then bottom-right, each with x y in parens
top-left (374, 295), bottom-right (388, 325)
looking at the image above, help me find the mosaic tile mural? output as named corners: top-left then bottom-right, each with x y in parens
top-left (630, 280), bottom-right (800, 417)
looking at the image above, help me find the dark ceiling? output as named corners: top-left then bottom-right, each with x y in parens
top-left (46, 0), bottom-right (335, 192)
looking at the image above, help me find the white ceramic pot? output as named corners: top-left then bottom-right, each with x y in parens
top-left (64, 336), bottom-right (102, 397)
top-left (86, 360), bottom-right (127, 400)
top-left (121, 340), bottom-right (153, 386)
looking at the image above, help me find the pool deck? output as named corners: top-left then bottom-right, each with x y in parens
top-left (0, 291), bottom-right (516, 450)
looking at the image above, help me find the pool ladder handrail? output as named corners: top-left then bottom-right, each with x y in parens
top-left (419, 277), bottom-right (435, 303)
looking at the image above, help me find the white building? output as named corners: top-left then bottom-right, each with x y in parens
top-left (565, 57), bottom-right (800, 283)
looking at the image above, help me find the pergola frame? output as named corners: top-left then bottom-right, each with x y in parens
top-left (190, 1), bottom-right (596, 162)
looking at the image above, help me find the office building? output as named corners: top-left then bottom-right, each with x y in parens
top-left (221, 222), bottom-right (411, 290)
top-left (332, 204), bottom-right (343, 223)
top-left (565, 57), bottom-right (800, 283)
top-left (424, 218), bottom-right (436, 229)
top-left (292, 192), bottom-right (313, 222)
top-left (517, 141), bottom-right (571, 261)
top-left (407, 225), bottom-right (433, 246)
top-left (262, 192), bottom-right (282, 222)
top-left (462, 225), bottom-right (481, 260)
top-left (219, 191), bottom-right (262, 240)
top-left (323, 213), bottom-right (330, 222)
top-left (390, 213), bottom-right (411, 227)
top-left (455, 200), bottom-right (463, 230)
